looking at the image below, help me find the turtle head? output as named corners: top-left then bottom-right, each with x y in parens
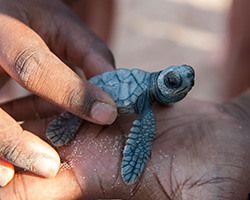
top-left (155, 65), bottom-right (195, 104)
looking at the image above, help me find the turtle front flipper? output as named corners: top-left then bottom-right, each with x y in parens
top-left (121, 102), bottom-right (156, 184)
top-left (46, 111), bottom-right (83, 146)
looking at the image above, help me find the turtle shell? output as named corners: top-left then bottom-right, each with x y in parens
top-left (89, 68), bottom-right (151, 114)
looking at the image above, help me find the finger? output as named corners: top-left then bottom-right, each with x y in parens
top-left (0, 13), bottom-right (117, 125)
top-left (1, 95), bottom-right (63, 121)
top-left (0, 158), bottom-right (14, 187)
top-left (0, 108), bottom-right (60, 178)
top-left (29, 0), bottom-right (116, 78)
top-left (0, 170), bottom-right (83, 199)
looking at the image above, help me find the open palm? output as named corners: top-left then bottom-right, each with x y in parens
top-left (0, 95), bottom-right (250, 200)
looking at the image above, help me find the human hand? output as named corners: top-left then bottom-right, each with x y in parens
top-left (1, 91), bottom-right (249, 199)
top-left (0, 0), bottom-right (117, 186)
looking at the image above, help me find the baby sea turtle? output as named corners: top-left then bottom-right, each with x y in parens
top-left (46, 65), bottom-right (195, 184)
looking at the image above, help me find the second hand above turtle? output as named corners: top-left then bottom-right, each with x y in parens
top-left (46, 64), bottom-right (195, 184)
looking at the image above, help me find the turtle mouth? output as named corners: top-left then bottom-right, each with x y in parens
top-left (175, 86), bottom-right (191, 94)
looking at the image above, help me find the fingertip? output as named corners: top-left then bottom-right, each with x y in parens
top-left (20, 131), bottom-right (61, 178)
top-left (0, 158), bottom-right (14, 187)
top-left (30, 139), bottom-right (61, 178)
top-left (33, 157), bottom-right (60, 178)
top-left (66, 79), bottom-right (117, 125)
top-left (85, 82), bottom-right (117, 124)
top-left (90, 101), bottom-right (117, 125)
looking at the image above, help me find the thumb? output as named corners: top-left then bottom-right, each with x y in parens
top-left (0, 14), bottom-right (117, 125)
top-left (0, 108), bottom-right (60, 179)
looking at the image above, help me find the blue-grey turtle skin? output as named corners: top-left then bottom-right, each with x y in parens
top-left (46, 65), bottom-right (195, 184)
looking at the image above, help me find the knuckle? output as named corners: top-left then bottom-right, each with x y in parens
top-left (0, 142), bottom-right (22, 165)
top-left (0, 136), bottom-right (40, 171)
top-left (14, 49), bottom-right (39, 89)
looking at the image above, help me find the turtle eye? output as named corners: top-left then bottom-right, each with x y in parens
top-left (164, 71), bottom-right (182, 88)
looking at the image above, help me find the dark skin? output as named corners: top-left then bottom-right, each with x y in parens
top-left (0, 0), bottom-right (250, 199)
top-left (0, 0), bottom-right (117, 185)
top-left (0, 91), bottom-right (250, 199)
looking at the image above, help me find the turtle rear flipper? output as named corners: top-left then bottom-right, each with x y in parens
top-left (121, 102), bottom-right (156, 184)
top-left (46, 111), bottom-right (83, 146)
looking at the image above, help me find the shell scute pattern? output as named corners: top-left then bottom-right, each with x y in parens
top-left (99, 70), bottom-right (116, 83)
top-left (116, 68), bottom-right (131, 81)
top-left (89, 68), bottom-right (150, 111)
top-left (131, 69), bottom-right (147, 84)
top-left (119, 83), bottom-right (131, 100)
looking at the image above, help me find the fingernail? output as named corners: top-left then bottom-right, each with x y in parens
top-left (0, 165), bottom-right (14, 187)
top-left (33, 158), bottom-right (59, 178)
top-left (90, 101), bottom-right (117, 124)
